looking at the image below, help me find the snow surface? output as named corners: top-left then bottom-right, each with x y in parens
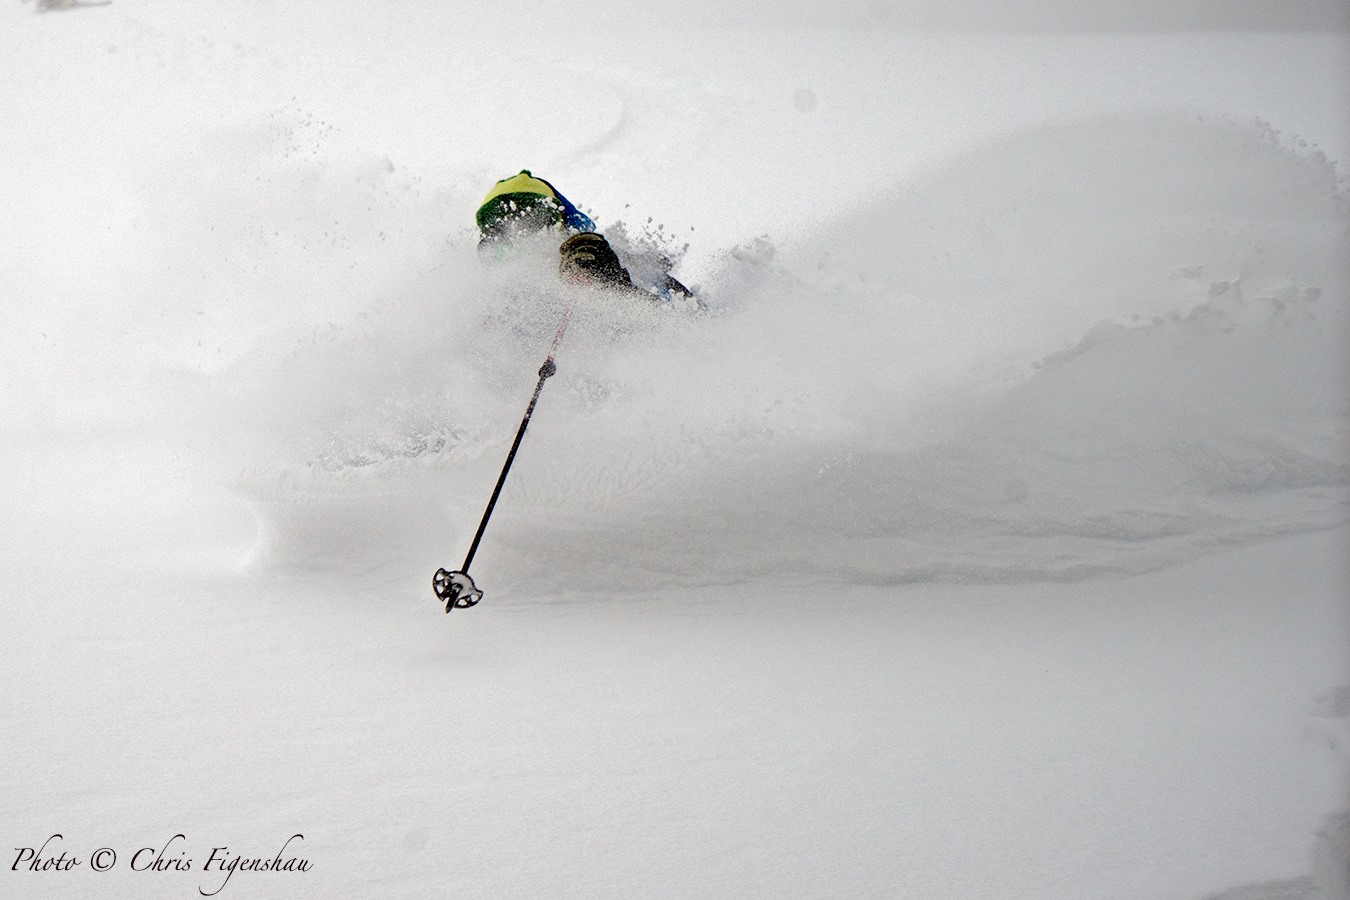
top-left (2, 3), bottom-right (1348, 899)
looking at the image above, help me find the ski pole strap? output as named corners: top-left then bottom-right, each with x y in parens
top-left (548, 299), bottom-right (574, 356)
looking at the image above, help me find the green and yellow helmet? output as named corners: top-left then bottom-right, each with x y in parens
top-left (476, 170), bottom-right (568, 238)
top-left (477, 169), bottom-right (596, 237)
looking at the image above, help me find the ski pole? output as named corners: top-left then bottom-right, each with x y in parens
top-left (433, 297), bottom-right (576, 612)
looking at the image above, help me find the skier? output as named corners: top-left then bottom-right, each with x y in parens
top-left (476, 170), bottom-right (695, 304)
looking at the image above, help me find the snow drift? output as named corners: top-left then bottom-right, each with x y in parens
top-left (228, 112), bottom-right (1349, 595)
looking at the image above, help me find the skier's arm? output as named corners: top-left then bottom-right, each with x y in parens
top-left (557, 233), bottom-right (661, 303)
top-left (560, 232), bottom-right (700, 307)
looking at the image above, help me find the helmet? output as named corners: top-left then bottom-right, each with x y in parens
top-left (476, 170), bottom-right (567, 241)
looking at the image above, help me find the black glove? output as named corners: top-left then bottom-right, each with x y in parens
top-left (559, 232), bottom-right (632, 287)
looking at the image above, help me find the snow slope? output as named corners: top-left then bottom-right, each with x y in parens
top-left (232, 109), bottom-right (1350, 595)
top-left (2, 3), bottom-right (1347, 899)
